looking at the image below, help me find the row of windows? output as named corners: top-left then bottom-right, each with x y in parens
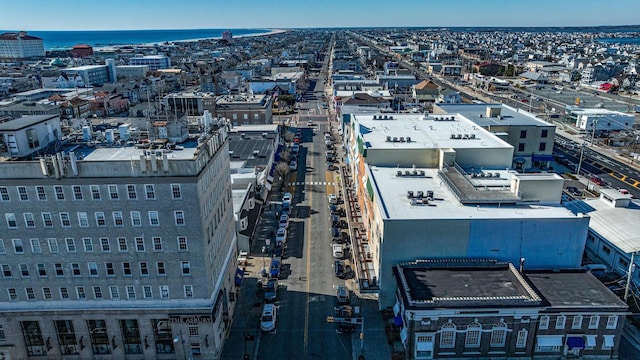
top-left (2, 210), bottom-right (186, 230)
top-left (0, 184), bottom-right (182, 202)
top-left (439, 322), bottom-right (514, 348)
top-left (1, 260), bottom-right (191, 279)
top-left (519, 129), bottom-right (549, 139)
top-left (538, 314), bottom-right (618, 330)
top-left (517, 142), bottom-right (547, 152)
top-left (6, 284), bottom-right (194, 301)
top-left (0, 236), bottom-right (188, 255)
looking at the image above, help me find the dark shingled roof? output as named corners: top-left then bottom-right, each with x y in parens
top-left (0, 32), bottom-right (42, 41)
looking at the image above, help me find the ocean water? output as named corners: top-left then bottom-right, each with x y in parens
top-left (1, 28), bottom-right (272, 49)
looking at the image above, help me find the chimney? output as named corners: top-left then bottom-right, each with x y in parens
top-left (519, 258), bottom-right (525, 273)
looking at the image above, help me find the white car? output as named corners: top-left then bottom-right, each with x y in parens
top-left (306, 120), bottom-right (314, 126)
top-left (282, 192), bottom-right (292, 203)
top-left (328, 194), bottom-right (338, 204)
top-left (289, 160), bottom-right (297, 170)
top-left (260, 303), bottom-right (277, 332)
top-left (332, 244), bottom-right (344, 259)
top-left (278, 214), bottom-right (289, 229)
top-left (276, 228), bottom-right (287, 244)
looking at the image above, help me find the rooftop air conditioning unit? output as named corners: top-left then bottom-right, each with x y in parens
top-left (406, 136), bottom-right (411, 142)
top-left (393, 137), bottom-right (398, 142)
top-left (494, 172), bottom-right (500, 178)
top-left (417, 191), bottom-right (424, 198)
top-left (387, 136), bottom-right (392, 142)
top-left (450, 134), bottom-right (456, 139)
top-left (426, 190), bottom-right (434, 201)
top-left (384, 115), bottom-right (388, 120)
top-left (418, 170), bottom-right (425, 176)
top-left (407, 191), bottom-right (414, 198)
top-left (470, 134), bottom-right (476, 139)
top-left (373, 115), bottom-right (377, 120)
top-left (389, 115), bottom-right (393, 119)
top-left (397, 170), bottom-right (403, 177)
top-left (400, 137), bottom-right (405, 142)
top-left (410, 198), bottom-right (417, 206)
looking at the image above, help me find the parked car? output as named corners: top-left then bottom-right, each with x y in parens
top-left (334, 260), bottom-right (345, 278)
top-left (328, 194), bottom-right (338, 204)
top-left (332, 216), bottom-right (348, 229)
top-left (260, 304), bottom-right (277, 332)
top-left (273, 243), bottom-right (285, 257)
top-left (331, 227), bottom-right (340, 239)
top-left (327, 162), bottom-right (338, 171)
top-left (336, 285), bottom-right (350, 305)
top-left (282, 192), bottom-right (292, 203)
top-left (276, 228), bottom-right (287, 244)
top-left (329, 205), bottom-right (346, 217)
top-left (278, 214), bottom-right (289, 229)
top-left (289, 160), bottom-right (297, 170)
top-left (269, 258), bottom-right (281, 278)
top-left (306, 120), bottom-right (314, 126)
top-left (332, 244), bottom-right (344, 259)
top-left (335, 305), bottom-right (354, 333)
top-left (590, 176), bottom-right (606, 186)
top-left (263, 278), bottom-right (278, 302)
top-left (566, 186), bottom-right (582, 196)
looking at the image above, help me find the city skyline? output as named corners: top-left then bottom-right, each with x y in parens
top-left (1, 0), bottom-right (639, 31)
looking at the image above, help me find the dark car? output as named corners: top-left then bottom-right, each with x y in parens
top-left (263, 278), bottom-right (278, 302)
top-left (269, 258), bottom-right (281, 278)
top-left (334, 219), bottom-right (348, 229)
top-left (566, 186), bottom-right (582, 196)
top-left (334, 260), bottom-right (345, 278)
top-left (331, 227), bottom-right (340, 239)
top-left (329, 205), bottom-right (346, 217)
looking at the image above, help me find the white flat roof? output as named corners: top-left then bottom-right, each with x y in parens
top-left (353, 113), bottom-right (512, 150)
top-left (369, 166), bottom-right (578, 220)
top-left (83, 146), bottom-right (196, 161)
top-left (582, 198), bottom-right (640, 253)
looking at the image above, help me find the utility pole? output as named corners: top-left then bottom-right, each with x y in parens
top-left (624, 251), bottom-right (636, 302)
top-left (576, 144), bottom-right (586, 176)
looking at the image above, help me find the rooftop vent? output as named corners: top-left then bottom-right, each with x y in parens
top-left (407, 190), bottom-right (414, 198)
top-left (373, 115), bottom-right (378, 119)
top-left (400, 137), bottom-right (405, 142)
top-left (406, 136), bottom-right (411, 142)
top-left (397, 170), bottom-right (403, 177)
top-left (386, 136), bottom-right (392, 142)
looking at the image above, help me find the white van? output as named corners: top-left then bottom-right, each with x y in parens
top-left (260, 304), bottom-right (277, 331)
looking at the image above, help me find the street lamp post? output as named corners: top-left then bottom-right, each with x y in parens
top-left (576, 144), bottom-right (586, 176)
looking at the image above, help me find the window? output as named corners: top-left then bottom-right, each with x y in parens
top-left (110, 286), bottom-right (119, 299)
top-left (539, 142), bottom-right (546, 151)
top-left (71, 263), bottom-right (81, 276)
top-left (5, 213), bottom-right (17, 229)
top-left (42, 287), bottom-right (52, 300)
top-left (160, 285), bottom-right (169, 299)
top-left (135, 237), bottom-right (145, 252)
top-left (606, 315), bottom-right (618, 329)
top-left (602, 335), bottom-right (615, 351)
top-left (55, 263), bottom-right (64, 276)
top-left (188, 325), bottom-right (199, 336)
top-left (571, 315), bottom-right (583, 329)
top-left (0, 240), bottom-right (4, 254)
top-left (108, 184), bottom-right (119, 200)
top-left (174, 211), bottom-right (185, 226)
top-left (20, 263), bottom-right (30, 277)
top-left (60, 287), bottom-right (69, 299)
top-left (42, 212), bottom-right (53, 227)
top-left (143, 286), bottom-right (153, 299)
top-left (145, 184), bottom-right (155, 199)
top-left (66, 238), bottom-right (76, 253)
top-left (54, 185), bottom-right (65, 200)
top-left (464, 323), bottom-right (482, 347)
top-left (37, 263), bottom-right (47, 277)
top-left (100, 238), bottom-right (110, 252)
top-left (106, 262), bottom-right (115, 276)
top-left (171, 184), bottom-right (182, 199)
top-left (93, 286), bottom-right (103, 299)
top-left (516, 329), bottom-right (528, 348)
top-left (18, 186), bottom-right (28, 201)
top-left (36, 186), bottom-right (46, 201)
top-left (127, 184), bottom-right (137, 199)
top-left (539, 315), bottom-right (550, 329)
top-left (90, 185), bottom-right (100, 200)
top-left (191, 342), bottom-right (202, 357)
top-left (181, 262), bottom-right (191, 275)
top-left (603, 245), bottom-right (611, 255)
top-left (555, 315), bottom-right (566, 329)
top-left (2, 264), bottom-right (11, 277)
top-left (60, 212), bottom-right (71, 227)
top-left (541, 129), bottom-right (548, 138)
top-left (157, 262), bottom-right (166, 275)
top-left (517, 143), bottom-right (525, 152)
top-left (78, 212), bottom-right (89, 227)
top-left (126, 285), bottom-right (136, 299)
top-left (30, 238), bottom-right (41, 253)
top-left (73, 185), bottom-right (83, 200)
top-left (25, 287), bottom-right (35, 300)
top-left (77, 286), bottom-right (86, 299)
top-left (520, 130), bottom-right (527, 138)
top-left (12, 239), bottom-right (24, 254)
top-left (439, 323), bottom-right (456, 348)
top-left (490, 322), bottom-right (507, 347)
top-left (82, 238), bottom-right (93, 252)
top-left (113, 212), bottom-right (124, 227)
top-left (88, 262), bottom-right (98, 276)
top-left (184, 285), bottom-right (194, 298)
top-left (130, 211), bottom-right (142, 227)
top-left (118, 237), bottom-right (128, 251)
top-left (24, 213), bottom-right (36, 228)
top-left (0, 187), bottom-right (9, 201)
top-left (7, 288), bottom-right (17, 300)
top-left (47, 238), bottom-right (59, 253)
top-left (139, 262), bottom-right (149, 276)
top-left (123, 262), bottom-right (132, 276)
top-left (153, 237), bottom-right (163, 251)
top-left (95, 212), bottom-right (106, 227)
top-left (178, 237), bottom-right (188, 251)
top-left (588, 315), bottom-right (600, 329)
top-left (148, 211), bottom-right (159, 226)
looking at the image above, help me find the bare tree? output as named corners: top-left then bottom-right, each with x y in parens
top-left (274, 162), bottom-right (290, 190)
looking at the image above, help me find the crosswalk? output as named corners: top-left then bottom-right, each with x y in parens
top-left (288, 181), bottom-right (335, 186)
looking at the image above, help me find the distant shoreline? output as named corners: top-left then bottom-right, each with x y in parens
top-left (128, 28), bottom-right (288, 49)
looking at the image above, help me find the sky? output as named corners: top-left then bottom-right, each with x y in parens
top-left (0, 0), bottom-right (639, 31)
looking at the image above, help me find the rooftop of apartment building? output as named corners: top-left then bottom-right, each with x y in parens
top-left (367, 165), bottom-right (577, 220)
top-left (352, 112), bottom-right (512, 150)
top-left (435, 103), bottom-right (554, 128)
top-left (216, 93), bottom-right (269, 105)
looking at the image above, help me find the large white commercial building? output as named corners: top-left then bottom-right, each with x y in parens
top-left (343, 113), bottom-right (590, 308)
top-left (568, 108), bottom-right (634, 132)
top-left (129, 55), bottom-right (171, 71)
top-left (0, 32), bottom-right (45, 60)
top-left (0, 116), bottom-right (239, 359)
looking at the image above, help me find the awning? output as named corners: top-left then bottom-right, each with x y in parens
top-left (537, 335), bottom-right (563, 347)
top-left (234, 268), bottom-right (244, 286)
top-left (604, 335), bottom-right (615, 347)
top-left (567, 336), bottom-right (585, 349)
top-left (514, 157), bottom-right (526, 163)
top-left (393, 302), bottom-right (400, 316)
top-left (393, 315), bottom-right (403, 327)
top-left (416, 341), bottom-right (433, 352)
top-left (532, 154), bottom-right (555, 162)
top-left (586, 335), bottom-right (596, 347)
